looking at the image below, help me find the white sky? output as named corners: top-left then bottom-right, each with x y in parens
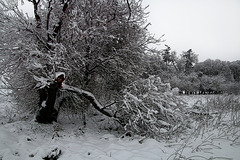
top-left (142, 0), bottom-right (240, 62)
top-left (19, 0), bottom-right (240, 62)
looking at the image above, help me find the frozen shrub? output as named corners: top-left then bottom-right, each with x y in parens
top-left (117, 76), bottom-right (190, 139)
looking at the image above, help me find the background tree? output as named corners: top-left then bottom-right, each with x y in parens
top-left (229, 60), bottom-right (240, 82)
top-left (161, 45), bottom-right (178, 71)
top-left (193, 59), bottom-right (238, 94)
top-left (181, 49), bottom-right (198, 73)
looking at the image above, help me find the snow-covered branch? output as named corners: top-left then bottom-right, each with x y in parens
top-left (62, 84), bottom-right (115, 119)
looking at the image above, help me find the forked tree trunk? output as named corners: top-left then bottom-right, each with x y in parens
top-left (36, 83), bottom-right (120, 124)
top-left (36, 81), bottom-right (62, 123)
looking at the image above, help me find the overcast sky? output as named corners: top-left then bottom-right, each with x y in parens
top-left (142, 0), bottom-right (240, 62)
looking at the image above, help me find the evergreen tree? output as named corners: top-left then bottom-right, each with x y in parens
top-left (181, 49), bottom-right (198, 73)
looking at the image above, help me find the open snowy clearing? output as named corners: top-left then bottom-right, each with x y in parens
top-left (0, 95), bottom-right (240, 160)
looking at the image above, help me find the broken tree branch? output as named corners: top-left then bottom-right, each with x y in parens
top-left (62, 84), bottom-right (118, 120)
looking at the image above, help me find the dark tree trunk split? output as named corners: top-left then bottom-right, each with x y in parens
top-left (36, 74), bottom-right (65, 124)
top-left (36, 83), bottom-right (120, 124)
top-left (36, 81), bottom-right (62, 123)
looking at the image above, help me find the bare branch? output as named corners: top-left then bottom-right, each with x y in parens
top-left (46, 0), bottom-right (53, 41)
top-left (31, 0), bottom-right (41, 28)
top-left (126, 0), bottom-right (131, 20)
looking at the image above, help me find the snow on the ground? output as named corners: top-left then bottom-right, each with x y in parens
top-left (0, 120), bottom-right (168, 160)
top-left (0, 95), bottom-right (240, 160)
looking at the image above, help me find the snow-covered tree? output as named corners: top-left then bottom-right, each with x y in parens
top-left (0, 1), bottom-right (40, 114)
top-left (161, 45), bottom-right (178, 71)
top-left (181, 49), bottom-right (198, 73)
top-left (229, 60), bottom-right (240, 82)
top-left (0, 0), bottom-right (161, 123)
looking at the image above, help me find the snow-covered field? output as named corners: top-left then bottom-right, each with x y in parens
top-left (0, 95), bottom-right (240, 160)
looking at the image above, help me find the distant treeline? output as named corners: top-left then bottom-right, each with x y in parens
top-left (145, 47), bottom-right (240, 95)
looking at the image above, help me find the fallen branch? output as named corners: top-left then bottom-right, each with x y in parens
top-left (62, 84), bottom-right (118, 121)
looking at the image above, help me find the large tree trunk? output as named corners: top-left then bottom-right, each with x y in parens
top-left (35, 82), bottom-right (120, 124)
top-left (36, 81), bottom-right (62, 123)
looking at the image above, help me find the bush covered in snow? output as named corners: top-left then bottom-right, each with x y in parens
top-left (116, 76), bottom-right (190, 140)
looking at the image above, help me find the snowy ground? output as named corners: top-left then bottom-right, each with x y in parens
top-left (0, 95), bottom-right (240, 160)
